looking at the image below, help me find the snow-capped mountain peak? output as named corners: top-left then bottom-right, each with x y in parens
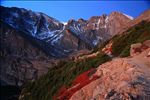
top-left (0, 6), bottom-right (134, 57)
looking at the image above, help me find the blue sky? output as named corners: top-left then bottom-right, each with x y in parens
top-left (1, 0), bottom-right (150, 22)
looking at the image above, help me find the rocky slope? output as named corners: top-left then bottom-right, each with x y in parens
top-left (0, 6), bottom-right (132, 58)
top-left (70, 42), bottom-right (150, 100)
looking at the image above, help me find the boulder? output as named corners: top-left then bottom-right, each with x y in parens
top-left (130, 43), bottom-right (142, 56)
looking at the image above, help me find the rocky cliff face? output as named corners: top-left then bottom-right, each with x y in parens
top-left (70, 42), bottom-right (150, 100)
top-left (0, 6), bottom-right (132, 58)
top-left (0, 21), bottom-right (58, 86)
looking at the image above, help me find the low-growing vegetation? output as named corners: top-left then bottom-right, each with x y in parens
top-left (112, 21), bottom-right (150, 57)
top-left (54, 68), bottom-right (99, 100)
top-left (20, 52), bottom-right (111, 100)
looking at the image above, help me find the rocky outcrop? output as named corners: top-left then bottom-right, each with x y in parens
top-left (70, 42), bottom-right (150, 100)
top-left (130, 43), bottom-right (142, 56)
top-left (102, 42), bottom-right (113, 57)
top-left (130, 40), bottom-right (150, 56)
top-left (74, 51), bottom-right (99, 62)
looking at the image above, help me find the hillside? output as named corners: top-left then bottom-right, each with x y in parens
top-left (19, 20), bottom-right (150, 100)
top-left (70, 46), bottom-right (150, 100)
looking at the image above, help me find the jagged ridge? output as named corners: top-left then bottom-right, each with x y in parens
top-left (0, 6), bottom-right (132, 58)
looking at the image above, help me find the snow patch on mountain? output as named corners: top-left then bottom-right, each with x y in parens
top-left (105, 16), bottom-right (109, 23)
top-left (96, 18), bottom-right (101, 30)
top-left (62, 22), bottom-right (67, 25)
top-left (123, 13), bottom-right (134, 20)
top-left (51, 33), bottom-right (63, 44)
top-left (92, 36), bottom-right (102, 46)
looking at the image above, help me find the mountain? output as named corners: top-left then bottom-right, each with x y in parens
top-left (0, 6), bottom-right (132, 58)
top-left (0, 6), bottom-right (69, 58)
top-left (0, 5), bottom-right (134, 87)
top-left (1, 6), bottom-right (149, 100)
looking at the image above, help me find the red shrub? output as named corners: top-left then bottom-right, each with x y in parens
top-left (54, 68), bottom-right (99, 100)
